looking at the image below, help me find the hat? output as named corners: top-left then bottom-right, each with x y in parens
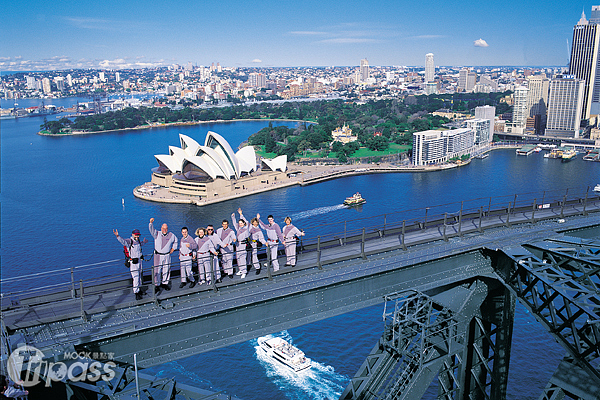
top-left (132, 229), bottom-right (141, 235)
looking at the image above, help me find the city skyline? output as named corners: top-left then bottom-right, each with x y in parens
top-left (1, 1), bottom-right (596, 72)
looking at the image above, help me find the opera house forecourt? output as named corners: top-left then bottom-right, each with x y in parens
top-left (134, 132), bottom-right (290, 205)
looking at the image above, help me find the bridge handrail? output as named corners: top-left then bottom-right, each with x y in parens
top-left (1, 185), bottom-right (598, 310)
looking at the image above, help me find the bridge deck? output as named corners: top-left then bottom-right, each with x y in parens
top-left (2, 198), bottom-right (599, 367)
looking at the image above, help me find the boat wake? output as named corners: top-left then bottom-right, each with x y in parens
top-left (289, 204), bottom-right (346, 221)
top-left (253, 331), bottom-right (348, 399)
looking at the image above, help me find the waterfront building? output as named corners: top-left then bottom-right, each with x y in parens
top-left (526, 75), bottom-right (550, 134)
top-left (25, 76), bottom-right (36, 90)
top-left (54, 77), bottom-right (65, 92)
top-left (151, 132), bottom-right (287, 199)
top-left (545, 74), bottom-right (584, 138)
top-left (332, 124), bottom-right (358, 144)
top-left (412, 128), bottom-right (475, 166)
top-left (42, 77), bottom-right (51, 94)
top-left (425, 53), bottom-right (435, 83)
top-left (568, 9), bottom-right (600, 120)
top-left (466, 118), bottom-right (491, 144)
top-left (360, 59), bottom-right (369, 82)
top-left (474, 105), bottom-right (495, 139)
top-left (508, 86), bottom-right (529, 134)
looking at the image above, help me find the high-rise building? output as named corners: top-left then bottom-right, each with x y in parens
top-left (115, 72), bottom-right (120, 83)
top-left (458, 68), bottom-right (477, 92)
top-left (360, 59), bottom-right (369, 82)
top-left (248, 72), bottom-right (266, 88)
top-left (466, 119), bottom-right (491, 145)
top-left (545, 75), bottom-right (584, 138)
top-left (474, 105), bottom-right (496, 141)
top-left (425, 53), bottom-right (435, 83)
top-left (25, 76), bottom-right (36, 90)
top-left (569, 9), bottom-right (600, 120)
top-left (99, 72), bottom-right (105, 82)
top-left (591, 5), bottom-right (600, 24)
top-left (42, 78), bottom-right (51, 94)
top-left (66, 74), bottom-right (72, 86)
top-left (54, 77), bottom-right (65, 92)
top-left (526, 75), bottom-right (550, 134)
top-left (509, 86), bottom-right (529, 133)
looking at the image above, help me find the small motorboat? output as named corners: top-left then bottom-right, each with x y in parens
top-left (594, 184), bottom-right (600, 192)
top-left (344, 192), bottom-right (366, 206)
top-left (258, 336), bottom-right (311, 372)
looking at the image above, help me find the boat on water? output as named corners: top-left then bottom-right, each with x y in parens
top-left (561, 149), bottom-right (577, 162)
top-left (476, 153), bottom-right (489, 159)
top-left (594, 184), bottom-right (600, 192)
top-left (344, 192), bottom-right (366, 206)
top-left (258, 337), bottom-right (311, 372)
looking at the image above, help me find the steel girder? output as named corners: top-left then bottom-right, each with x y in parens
top-left (339, 280), bottom-right (488, 400)
top-left (489, 235), bottom-right (600, 394)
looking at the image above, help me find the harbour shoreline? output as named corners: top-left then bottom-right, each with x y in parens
top-left (37, 118), bottom-right (313, 136)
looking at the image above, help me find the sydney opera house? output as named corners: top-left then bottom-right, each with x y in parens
top-left (150, 132), bottom-right (288, 199)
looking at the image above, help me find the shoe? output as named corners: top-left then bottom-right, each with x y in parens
top-left (154, 286), bottom-right (161, 294)
top-left (164, 283), bottom-right (171, 291)
top-left (189, 280), bottom-right (197, 289)
top-left (236, 270), bottom-right (243, 275)
top-left (179, 282), bottom-right (186, 289)
top-left (135, 292), bottom-right (143, 300)
top-left (290, 264), bottom-right (295, 268)
top-left (200, 280), bottom-right (205, 285)
top-left (216, 278), bottom-right (222, 283)
top-left (255, 268), bottom-right (261, 275)
top-left (228, 274), bottom-right (233, 279)
top-left (241, 273), bottom-right (246, 279)
top-left (284, 264), bottom-right (291, 267)
top-left (206, 280), bottom-right (211, 285)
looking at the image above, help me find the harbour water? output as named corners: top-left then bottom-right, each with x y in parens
top-left (1, 97), bottom-right (599, 399)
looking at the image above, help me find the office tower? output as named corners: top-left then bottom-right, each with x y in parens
top-left (510, 86), bottom-right (529, 133)
top-left (42, 77), bottom-right (51, 94)
top-left (425, 53), bottom-right (435, 82)
top-left (474, 105), bottom-right (496, 142)
top-left (459, 68), bottom-right (469, 91)
top-left (66, 74), bottom-right (72, 86)
top-left (115, 72), bottom-right (120, 83)
top-left (360, 59), bottom-right (369, 82)
top-left (591, 5), bottom-right (600, 23)
top-left (526, 75), bottom-right (550, 134)
top-left (545, 75), bottom-right (584, 138)
top-left (425, 82), bottom-right (437, 95)
top-left (459, 68), bottom-right (477, 92)
top-left (569, 9), bottom-right (600, 119)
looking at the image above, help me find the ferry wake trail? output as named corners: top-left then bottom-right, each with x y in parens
top-left (253, 331), bottom-right (348, 399)
top-left (289, 204), bottom-right (346, 221)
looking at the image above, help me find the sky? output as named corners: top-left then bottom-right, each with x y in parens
top-left (0, 0), bottom-right (594, 71)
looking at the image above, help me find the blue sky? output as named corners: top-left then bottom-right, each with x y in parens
top-left (0, 0), bottom-right (594, 70)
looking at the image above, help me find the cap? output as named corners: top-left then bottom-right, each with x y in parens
top-left (132, 229), bottom-right (141, 235)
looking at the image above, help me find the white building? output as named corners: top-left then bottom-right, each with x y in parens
top-left (412, 128), bottom-right (475, 166)
top-left (248, 72), bottom-right (266, 88)
top-left (360, 59), bottom-right (369, 82)
top-left (545, 75), bottom-right (584, 138)
top-left (458, 68), bottom-right (477, 92)
top-left (425, 53), bottom-right (435, 83)
top-left (509, 86), bottom-right (529, 134)
top-left (466, 119), bottom-right (491, 144)
top-left (42, 78), bottom-right (51, 94)
top-left (474, 105), bottom-right (495, 141)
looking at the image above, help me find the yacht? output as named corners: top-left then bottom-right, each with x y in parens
top-left (258, 336), bottom-right (311, 372)
top-left (594, 184), bottom-right (600, 193)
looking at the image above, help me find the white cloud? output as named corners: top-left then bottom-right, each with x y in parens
top-left (289, 31), bottom-right (327, 35)
top-left (474, 38), bottom-right (489, 47)
top-left (318, 38), bottom-right (380, 44)
top-left (251, 59), bottom-right (262, 63)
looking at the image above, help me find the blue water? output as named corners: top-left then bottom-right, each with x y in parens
top-left (1, 97), bottom-right (599, 399)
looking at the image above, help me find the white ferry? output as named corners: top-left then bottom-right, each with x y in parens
top-left (258, 336), bottom-right (311, 372)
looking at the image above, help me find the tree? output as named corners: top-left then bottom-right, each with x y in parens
top-left (338, 153), bottom-right (348, 163)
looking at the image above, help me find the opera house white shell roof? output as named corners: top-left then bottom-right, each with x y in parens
top-left (153, 132), bottom-right (285, 181)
